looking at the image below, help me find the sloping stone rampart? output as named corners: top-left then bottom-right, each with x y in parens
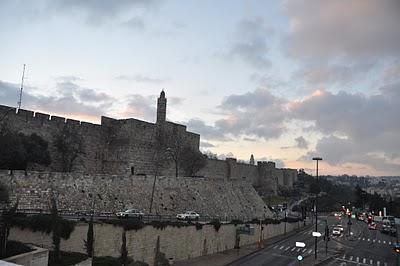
top-left (0, 171), bottom-right (272, 219)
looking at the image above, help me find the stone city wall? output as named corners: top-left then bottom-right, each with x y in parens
top-left (0, 104), bottom-right (200, 176)
top-left (9, 220), bottom-right (305, 265)
top-left (0, 171), bottom-right (272, 219)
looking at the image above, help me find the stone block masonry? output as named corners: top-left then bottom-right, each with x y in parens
top-left (0, 170), bottom-right (272, 219)
top-left (9, 220), bottom-right (305, 265)
top-left (0, 90), bottom-right (297, 197)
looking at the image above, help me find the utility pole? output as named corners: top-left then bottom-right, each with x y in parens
top-left (312, 157), bottom-right (322, 260)
top-left (17, 64), bottom-right (26, 110)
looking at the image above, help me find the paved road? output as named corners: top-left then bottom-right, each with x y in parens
top-left (229, 215), bottom-right (397, 266)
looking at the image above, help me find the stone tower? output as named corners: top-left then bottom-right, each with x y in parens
top-left (250, 154), bottom-right (255, 165)
top-left (156, 90), bottom-right (167, 124)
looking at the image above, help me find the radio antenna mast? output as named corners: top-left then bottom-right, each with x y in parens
top-left (17, 64), bottom-right (26, 110)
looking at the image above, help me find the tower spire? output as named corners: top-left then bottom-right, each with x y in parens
top-left (156, 89), bottom-right (167, 123)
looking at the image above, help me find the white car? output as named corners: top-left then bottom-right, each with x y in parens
top-left (332, 227), bottom-right (341, 236)
top-left (176, 211), bottom-right (200, 221)
top-left (116, 209), bottom-right (144, 219)
top-left (336, 224), bottom-right (344, 232)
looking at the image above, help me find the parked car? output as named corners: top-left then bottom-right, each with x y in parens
top-left (176, 211), bottom-right (200, 221)
top-left (116, 209), bottom-right (144, 219)
top-left (332, 227), bottom-right (341, 236)
top-left (336, 224), bottom-right (344, 232)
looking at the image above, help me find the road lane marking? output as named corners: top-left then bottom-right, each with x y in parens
top-left (356, 257), bottom-right (359, 263)
top-left (342, 254), bottom-right (346, 259)
top-left (279, 245), bottom-right (284, 250)
top-left (296, 248), bottom-right (301, 252)
top-left (377, 261), bottom-right (380, 266)
top-left (273, 245), bottom-right (278, 249)
top-left (370, 259), bottom-right (373, 265)
top-left (291, 247), bottom-right (296, 251)
top-left (302, 248), bottom-right (307, 253)
top-left (349, 256), bottom-right (353, 261)
top-left (363, 258), bottom-right (366, 263)
top-left (308, 249), bottom-right (312, 254)
top-left (285, 246), bottom-right (290, 251)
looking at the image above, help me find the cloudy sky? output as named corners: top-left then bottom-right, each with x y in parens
top-left (1, 0), bottom-right (399, 176)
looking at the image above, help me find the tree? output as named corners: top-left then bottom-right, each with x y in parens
top-left (120, 229), bottom-right (128, 266)
top-left (0, 130), bottom-right (50, 171)
top-left (50, 192), bottom-right (61, 262)
top-left (84, 216), bottom-right (94, 258)
top-left (179, 147), bottom-right (206, 176)
top-left (165, 130), bottom-right (185, 177)
top-left (54, 125), bottom-right (84, 172)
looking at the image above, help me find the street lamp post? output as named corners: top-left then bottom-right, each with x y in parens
top-left (312, 157), bottom-right (322, 260)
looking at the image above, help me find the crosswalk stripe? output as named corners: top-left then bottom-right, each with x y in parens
top-left (308, 249), bottom-right (312, 254)
top-left (358, 237), bottom-right (361, 240)
top-left (279, 245), bottom-right (284, 250)
top-left (285, 246), bottom-right (290, 251)
top-left (291, 247), bottom-right (296, 251)
top-left (356, 257), bottom-right (359, 262)
top-left (377, 261), bottom-right (380, 266)
top-left (373, 239), bottom-right (375, 243)
top-left (367, 238), bottom-right (370, 241)
top-left (362, 238), bottom-right (365, 241)
top-left (273, 245), bottom-right (278, 249)
top-left (363, 258), bottom-right (366, 263)
top-left (302, 248), bottom-right (307, 253)
top-left (297, 248), bottom-right (301, 252)
top-left (342, 254), bottom-right (346, 259)
top-left (370, 259), bottom-right (373, 265)
top-left (389, 241), bottom-right (392, 245)
top-left (349, 256), bottom-right (353, 261)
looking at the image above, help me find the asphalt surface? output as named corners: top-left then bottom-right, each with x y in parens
top-left (228, 215), bottom-right (398, 266)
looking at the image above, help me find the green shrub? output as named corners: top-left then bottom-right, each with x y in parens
top-left (195, 222), bottom-right (203, 230)
top-left (12, 214), bottom-right (75, 240)
top-left (209, 219), bottom-right (221, 232)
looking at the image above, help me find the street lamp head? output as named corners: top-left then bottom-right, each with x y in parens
top-left (312, 157), bottom-right (323, 161)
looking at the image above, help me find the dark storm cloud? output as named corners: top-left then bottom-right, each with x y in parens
top-left (292, 85), bottom-right (400, 173)
top-left (284, 0), bottom-right (400, 88)
top-left (49, 0), bottom-right (159, 25)
top-left (215, 89), bottom-right (287, 139)
top-left (185, 119), bottom-right (227, 141)
top-left (0, 79), bottom-right (115, 118)
top-left (121, 94), bottom-right (156, 121)
top-left (0, 0), bottom-right (161, 28)
top-left (284, 0), bottom-right (400, 59)
top-left (225, 17), bottom-right (273, 69)
top-left (295, 136), bottom-right (308, 149)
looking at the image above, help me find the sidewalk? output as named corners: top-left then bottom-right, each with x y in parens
top-left (175, 223), bottom-right (313, 266)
